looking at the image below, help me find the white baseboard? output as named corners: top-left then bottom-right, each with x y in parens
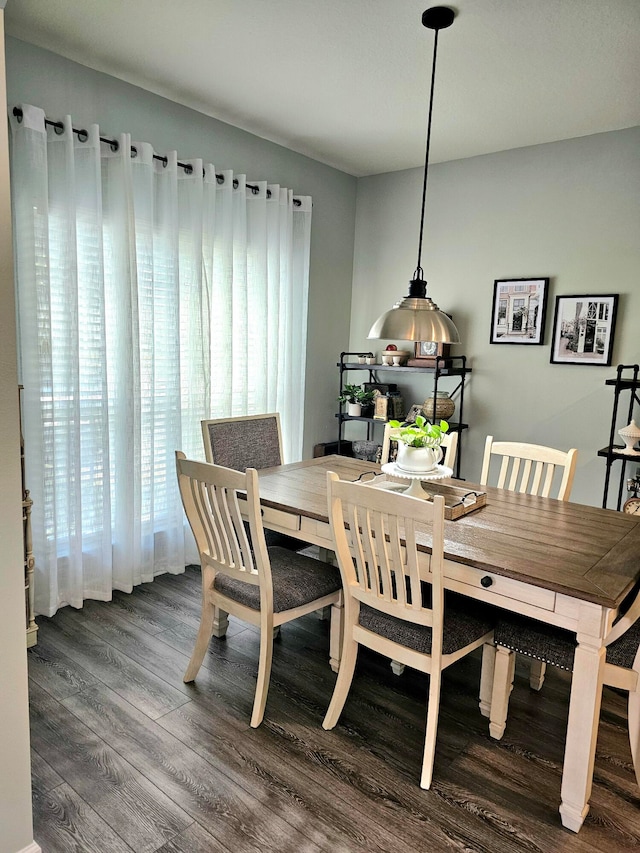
top-left (15, 842), bottom-right (41, 853)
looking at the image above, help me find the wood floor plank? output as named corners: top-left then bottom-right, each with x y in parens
top-left (36, 614), bottom-right (190, 720)
top-left (29, 679), bottom-right (192, 852)
top-left (62, 683), bottom-right (327, 853)
top-left (30, 747), bottom-right (64, 798)
top-left (27, 637), bottom-right (100, 700)
top-left (153, 821), bottom-right (230, 853)
top-left (32, 782), bottom-right (135, 853)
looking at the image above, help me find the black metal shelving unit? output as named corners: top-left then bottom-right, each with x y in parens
top-left (597, 363), bottom-right (640, 510)
top-left (336, 351), bottom-right (471, 478)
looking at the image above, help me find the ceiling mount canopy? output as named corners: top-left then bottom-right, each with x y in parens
top-left (368, 6), bottom-right (460, 345)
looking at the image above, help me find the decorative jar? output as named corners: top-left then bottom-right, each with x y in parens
top-left (422, 391), bottom-right (455, 422)
top-left (618, 419), bottom-right (640, 454)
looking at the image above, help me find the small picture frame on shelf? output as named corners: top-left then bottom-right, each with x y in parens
top-left (490, 278), bottom-right (548, 345)
top-left (404, 403), bottom-right (424, 424)
top-left (374, 394), bottom-right (390, 421)
top-left (550, 294), bottom-right (618, 366)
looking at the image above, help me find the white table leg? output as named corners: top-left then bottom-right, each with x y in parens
top-left (559, 633), bottom-right (606, 832)
top-left (329, 592), bottom-right (344, 673)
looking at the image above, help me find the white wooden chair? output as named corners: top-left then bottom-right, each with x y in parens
top-left (488, 586), bottom-right (640, 791)
top-left (480, 435), bottom-right (579, 697)
top-left (480, 435), bottom-right (577, 501)
top-left (176, 452), bottom-right (342, 727)
top-left (381, 423), bottom-right (459, 470)
top-left (323, 471), bottom-right (493, 789)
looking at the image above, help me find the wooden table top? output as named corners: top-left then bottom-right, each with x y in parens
top-left (257, 455), bottom-right (640, 610)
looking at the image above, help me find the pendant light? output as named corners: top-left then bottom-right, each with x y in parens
top-left (368, 6), bottom-right (460, 344)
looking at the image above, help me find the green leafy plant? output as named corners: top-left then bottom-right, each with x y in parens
top-left (388, 414), bottom-right (449, 448)
top-left (337, 384), bottom-right (376, 406)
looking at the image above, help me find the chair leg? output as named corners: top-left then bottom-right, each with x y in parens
top-left (212, 606), bottom-right (229, 638)
top-left (421, 667), bottom-right (443, 790)
top-left (479, 642), bottom-right (496, 718)
top-left (184, 599), bottom-right (215, 683)
top-left (628, 689), bottom-right (640, 788)
top-left (323, 634), bottom-right (358, 730)
top-left (390, 660), bottom-right (406, 676)
top-left (529, 659), bottom-right (546, 691)
top-left (250, 621), bottom-right (275, 728)
top-left (489, 645), bottom-right (516, 740)
top-left (329, 596), bottom-right (344, 674)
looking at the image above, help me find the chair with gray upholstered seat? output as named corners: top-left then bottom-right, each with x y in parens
top-left (201, 413), bottom-right (301, 550)
top-left (481, 435), bottom-right (579, 693)
top-left (489, 589), bottom-right (640, 789)
top-left (323, 471), bottom-right (494, 789)
top-left (176, 451), bottom-right (342, 727)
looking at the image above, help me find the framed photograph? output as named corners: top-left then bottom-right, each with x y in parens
top-left (550, 294), bottom-right (618, 366)
top-left (404, 403), bottom-right (424, 424)
top-left (490, 278), bottom-right (549, 345)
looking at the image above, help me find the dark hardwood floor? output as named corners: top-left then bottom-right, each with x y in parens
top-left (28, 565), bottom-right (640, 852)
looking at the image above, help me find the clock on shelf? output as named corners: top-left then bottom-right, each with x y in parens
top-left (407, 340), bottom-right (450, 367)
top-left (623, 472), bottom-right (640, 515)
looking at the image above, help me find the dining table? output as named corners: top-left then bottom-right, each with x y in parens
top-left (254, 454), bottom-right (640, 833)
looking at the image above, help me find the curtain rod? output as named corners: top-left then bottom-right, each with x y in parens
top-left (12, 107), bottom-right (302, 205)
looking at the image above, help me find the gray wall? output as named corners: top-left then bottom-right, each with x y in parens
top-left (350, 128), bottom-right (640, 507)
top-left (6, 36), bottom-right (357, 459)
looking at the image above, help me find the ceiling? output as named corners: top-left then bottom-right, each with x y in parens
top-left (5, 0), bottom-right (640, 177)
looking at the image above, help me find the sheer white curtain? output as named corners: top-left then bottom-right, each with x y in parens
top-left (10, 105), bottom-right (311, 617)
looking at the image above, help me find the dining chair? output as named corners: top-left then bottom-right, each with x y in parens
top-left (480, 435), bottom-right (578, 501)
top-left (176, 451), bottom-right (342, 727)
top-left (488, 587), bottom-right (640, 790)
top-left (201, 412), bottom-right (301, 551)
top-left (323, 471), bottom-right (494, 789)
top-left (381, 423), bottom-right (459, 470)
top-left (480, 435), bottom-right (579, 692)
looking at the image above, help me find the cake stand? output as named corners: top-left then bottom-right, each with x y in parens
top-left (380, 462), bottom-right (453, 499)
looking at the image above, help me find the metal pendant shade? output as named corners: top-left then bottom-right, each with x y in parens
top-left (368, 6), bottom-right (460, 344)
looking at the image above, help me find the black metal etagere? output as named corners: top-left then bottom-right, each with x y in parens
top-left (598, 364), bottom-right (640, 510)
top-left (336, 352), bottom-right (471, 478)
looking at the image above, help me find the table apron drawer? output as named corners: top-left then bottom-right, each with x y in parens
top-left (443, 559), bottom-right (556, 611)
top-left (261, 506), bottom-right (301, 532)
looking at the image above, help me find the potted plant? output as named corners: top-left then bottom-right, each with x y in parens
top-left (387, 414), bottom-right (449, 473)
top-left (338, 384), bottom-right (376, 417)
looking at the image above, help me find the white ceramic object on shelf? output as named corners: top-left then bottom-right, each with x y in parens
top-left (618, 419), bottom-right (640, 455)
top-left (381, 350), bottom-right (410, 366)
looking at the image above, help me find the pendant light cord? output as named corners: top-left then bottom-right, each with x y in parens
top-left (414, 27), bottom-right (440, 280)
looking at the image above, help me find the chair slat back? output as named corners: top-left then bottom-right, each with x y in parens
top-left (381, 424), bottom-right (459, 470)
top-left (327, 472), bottom-right (445, 636)
top-left (481, 436), bottom-right (577, 500)
top-left (176, 452), bottom-right (268, 588)
top-left (201, 413), bottom-right (284, 470)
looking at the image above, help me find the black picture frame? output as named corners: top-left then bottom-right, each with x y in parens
top-left (550, 294), bottom-right (619, 366)
top-left (490, 278), bottom-right (549, 345)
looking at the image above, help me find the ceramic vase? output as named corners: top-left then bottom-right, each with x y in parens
top-left (618, 419), bottom-right (640, 454)
top-left (395, 443), bottom-right (442, 474)
top-left (422, 391), bottom-right (455, 422)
